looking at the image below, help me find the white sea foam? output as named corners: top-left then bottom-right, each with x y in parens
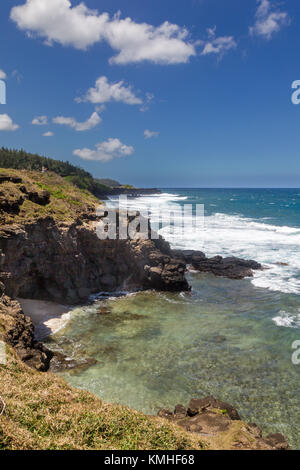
top-left (107, 193), bottom-right (300, 296)
top-left (272, 310), bottom-right (300, 328)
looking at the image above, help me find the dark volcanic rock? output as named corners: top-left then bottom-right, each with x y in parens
top-left (27, 190), bottom-right (51, 206)
top-left (0, 211), bottom-right (189, 305)
top-left (172, 249), bottom-right (262, 280)
top-left (0, 175), bottom-right (22, 184)
top-left (158, 396), bottom-right (290, 450)
top-left (49, 351), bottom-right (97, 373)
top-left (0, 190), bottom-right (24, 214)
top-left (187, 396), bottom-right (240, 420)
top-left (263, 433), bottom-right (291, 451)
top-left (0, 281), bottom-right (53, 371)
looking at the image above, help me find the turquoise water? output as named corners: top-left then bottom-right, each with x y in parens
top-left (47, 189), bottom-right (300, 448)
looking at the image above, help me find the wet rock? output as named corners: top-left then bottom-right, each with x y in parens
top-left (173, 249), bottom-right (262, 280)
top-left (187, 396), bottom-right (240, 420)
top-left (174, 404), bottom-right (187, 419)
top-left (192, 256), bottom-right (262, 280)
top-left (263, 433), bottom-right (290, 450)
top-left (49, 351), bottom-right (97, 373)
top-left (212, 335), bottom-right (226, 343)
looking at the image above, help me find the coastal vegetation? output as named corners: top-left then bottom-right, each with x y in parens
top-left (0, 148), bottom-right (121, 197)
top-left (0, 168), bottom-right (100, 224)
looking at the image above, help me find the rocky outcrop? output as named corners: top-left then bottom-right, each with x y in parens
top-left (0, 172), bottom-right (189, 370)
top-left (158, 396), bottom-right (290, 450)
top-left (0, 215), bottom-right (188, 305)
top-left (172, 249), bottom-right (262, 280)
top-left (104, 188), bottom-right (161, 197)
top-left (0, 282), bottom-right (52, 371)
top-left (0, 174), bottom-right (50, 215)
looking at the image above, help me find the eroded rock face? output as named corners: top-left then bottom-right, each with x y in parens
top-left (0, 204), bottom-right (189, 370)
top-left (0, 282), bottom-right (53, 371)
top-left (173, 249), bottom-right (262, 280)
top-left (0, 216), bottom-right (189, 305)
top-left (158, 396), bottom-right (290, 450)
top-left (0, 175), bottom-right (51, 215)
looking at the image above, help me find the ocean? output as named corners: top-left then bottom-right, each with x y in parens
top-left (47, 189), bottom-right (300, 448)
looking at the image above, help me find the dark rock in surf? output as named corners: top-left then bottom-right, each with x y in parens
top-left (172, 249), bottom-right (262, 280)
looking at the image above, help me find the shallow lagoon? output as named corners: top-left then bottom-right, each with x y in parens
top-left (47, 272), bottom-right (300, 449)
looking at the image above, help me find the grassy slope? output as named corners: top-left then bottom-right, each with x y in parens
top-left (0, 168), bottom-right (100, 225)
top-left (0, 346), bottom-right (206, 450)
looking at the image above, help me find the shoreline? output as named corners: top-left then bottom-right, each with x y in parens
top-left (18, 298), bottom-right (72, 340)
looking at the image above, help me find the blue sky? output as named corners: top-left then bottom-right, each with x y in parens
top-left (0, 0), bottom-right (299, 187)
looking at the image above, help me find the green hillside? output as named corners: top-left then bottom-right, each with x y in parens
top-left (0, 148), bottom-right (121, 197)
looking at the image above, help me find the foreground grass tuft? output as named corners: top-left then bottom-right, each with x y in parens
top-left (0, 347), bottom-right (206, 450)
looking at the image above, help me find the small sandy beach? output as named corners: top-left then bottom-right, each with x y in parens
top-left (18, 298), bottom-right (71, 340)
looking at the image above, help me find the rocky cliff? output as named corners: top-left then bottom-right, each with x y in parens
top-left (0, 169), bottom-right (188, 369)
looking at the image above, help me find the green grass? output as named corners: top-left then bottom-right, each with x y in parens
top-left (0, 347), bottom-right (206, 450)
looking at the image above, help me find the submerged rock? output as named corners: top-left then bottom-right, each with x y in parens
top-left (49, 351), bottom-right (97, 373)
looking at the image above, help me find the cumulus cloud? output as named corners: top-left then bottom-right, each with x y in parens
top-left (0, 114), bottom-right (19, 131)
top-left (10, 0), bottom-right (196, 64)
top-left (43, 131), bottom-right (54, 136)
top-left (250, 0), bottom-right (290, 39)
top-left (32, 115), bottom-right (48, 125)
top-left (144, 129), bottom-right (159, 139)
top-left (201, 27), bottom-right (237, 57)
top-left (78, 76), bottom-right (142, 105)
top-left (53, 111), bottom-right (101, 131)
top-left (73, 138), bottom-right (134, 162)
top-left (0, 70), bottom-right (7, 80)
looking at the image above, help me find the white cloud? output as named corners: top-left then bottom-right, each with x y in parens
top-left (73, 138), bottom-right (134, 162)
top-left (105, 16), bottom-right (196, 65)
top-left (0, 70), bottom-right (7, 80)
top-left (140, 93), bottom-right (155, 112)
top-left (201, 27), bottom-right (237, 57)
top-left (32, 115), bottom-right (48, 125)
top-left (10, 0), bottom-right (196, 64)
top-left (53, 111), bottom-right (101, 131)
top-left (43, 131), bottom-right (54, 136)
top-left (78, 76), bottom-right (142, 105)
top-left (250, 0), bottom-right (290, 39)
top-left (0, 114), bottom-right (19, 131)
top-left (144, 129), bottom-right (159, 139)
